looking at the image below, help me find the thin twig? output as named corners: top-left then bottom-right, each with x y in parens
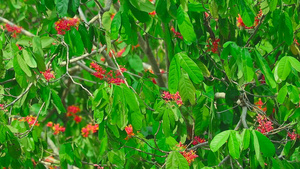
top-left (4, 83), bottom-right (33, 109)
top-left (245, 15), bottom-right (266, 47)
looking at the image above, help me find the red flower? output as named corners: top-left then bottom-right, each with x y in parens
top-left (255, 98), bottom-right (267, 112)
top-left (149, 11), bottom-right (156, 16)
top-left (74, 115), bottom-right (82, 123)
top-left (117, 48), bottom-right (126, 57)
top-left (207, 38), bottom-right (220, 53)
top-left (192, 136), bottom-right (206, 145)
top-left (55, 17), bottom-right (80, 35)
top-left (20, 115), bottom-right (39, 127)
top-left (256, 114), bottom-right (273, 134)
top-left (125, 124), bottom-right (134, 140)
top-left (181, 150), bottom-right (198, 165)
top-left (5, 23), bottom-right (22, 38)
top-left (47, 122), bottom-right (53, 127)
top-left (52, 124), bottom-right (65, 135)
top-left (41, 69), bottom-right (55, 81)
top-left (162, 91), bottom-right (183, 106)
top-left (67, 105), bottom-right (80, 117)
top-left (288, 131), bottom-right (298, 140)
top-left (110, 13), bottom-right (115, 20)
top-left (81, 124), bottom-right (99, 137)
top-left (170, 27), bottom-right (183, 39)
top-left (294, 39), bottom-right (300, 46)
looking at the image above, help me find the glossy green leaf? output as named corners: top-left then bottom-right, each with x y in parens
top-left (228, 131), bottom-right (240, 159)
top-left (166, 151), bottom-right (189, 169)
top-left (51, 89), bottom-right (66, 114)
top-left (56, 0), bottom-right (69, 17)
top-left (175, 52), bottom-right (203, 84)
top-left (268, 0), bottom-right (277, 11)
top-left (128, 54), bottom-right (144, 72)
top-left (251, 130), bottom-right (265, 167)
top-left (239, 0), bottom-right (255, 27)
top-left (129, 0), bottom-right (155, 13)
top-left (17, 54), bottom-right (32, 77)
top-left (108, 150), bottom-right (125, 168)
top-left (274, 56), bottom-right (291, 82)
top-left (32, 36), bottom-right (46, 71)
top-left (242, 129), bottom-right (250, 150)
top-left (78, 24), bottom-right (92, 53)
top-left (210, 130), bottom-right (231, 152)
top-left (59, 143), bottom-right (74, 165)
top-left (254, 130), bottom-right (275, 157)
top-left (110, 12), bottom-right (122, 40)
top-left (22, 50), bottom-right (37, 68)
top-left (131, 111), bottom-right (143, 130)
top-left (168, 58), bottom-right (180, 93)
top-left (277, 85), bottom-right (288, 104)
top-left (288, 56), bottom-right (300, 72)
top-left (64, 27), bottom-right (84, 56)
top-left (255, 50), bottom-right (276, 88)
top-left (163, 110), bottom-right (171, 137)
top-left (281, 12), bottom-right (293, 45)
top-left (287, 85), bottom-right (299, 104)
top-left (7, 135), bottom-right (21, 159)
top-left (241, 48), bottom-right (254, 83)
top-left (178, 71), bottom-right (196, 105)
top-left (177, 6), bottom-right (196, 44)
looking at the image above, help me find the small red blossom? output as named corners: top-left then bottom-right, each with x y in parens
top-left (51, 123), bottom-right (65, 135)
top-left (256, 114), bottom-right (273, 134)
top-left (206, 38), bottom-right (220, 53)
top-left (294, 39), bottom-right (300, 46)
top-left (47, 122), bottom-right (53, 127)
top-left (181, 150), bottom-right (198, 165)
top-left (0, 104), bottom-right (4, 109)
top-left (192, 136), bottom-right (206, 145)
top-left (237, 9), bottom-right (262, 29)
top-left (149, 11), bottom-right (156, 16)
top-left (55, 17), bottom-right (80, 35)
top-left (288, 131), bottom-right (298, 140)
top-left (19, 115), bottom-right (39, 127)
top-left (16, 44), bottom-right (23, 50)
top-left (170, 27), bottom-right (183, 39)
top-left (255, 98), bottom-right (267, 112)
top-left (74, 115), bottom-right (82, 123)
top-left (205, 12), bottom-right (209, 18)
top-left (260, 75), bottom-right (266, 84)
top-left (162, 91), bottom-right (183, 106)
top-left (41, 69), bottom-right (55, 81)
top-left (117, 48), bottom-right (126, 57)
top-left (81, 124), bottom-right (99, 137)
top-left (5, 23), bottom-right (22, 38)
top-left (67, 105), bottom-right (80, 117)
top-left (90, 62), bottom-right (126, 85)
top-left (110, 13), bottom-right (115, 20)
top-left (125, 124), bottom-right (134, 140)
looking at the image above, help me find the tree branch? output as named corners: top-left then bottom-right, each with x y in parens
top-left (0, 16), bottom-right (34, 37)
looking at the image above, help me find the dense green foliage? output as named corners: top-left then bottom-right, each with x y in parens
top-left (0, 0), bottom-right (300, 168)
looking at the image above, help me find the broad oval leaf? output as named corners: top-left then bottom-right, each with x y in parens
top-left (110, 12), bottom-right (122, 40)
top-left (228, 131), bottom-right (240, 159)
top-left (51, 89), bottom-right (66, 114)
top-left (177, 6), bottom-right (196, 44)
top-left (210, 130), bottom-right (231, 152)
top-left (254, 130), bottom-right (275, 157)
top-left (166, 151), bottom-right (189, 169)
top-left (17, 54), bottom-right (32, 77)
top-left (274, 56), bottom-right (291, 82)
top-left (277, 85), bottom-right (288, 104)
top-left (22, 50), bottom-right (37, 68)
top-left (168, 58), bottom-right (180, 93)
top-left (175, 52), bottom-right (203, 84)
top-left (179, 71), bottom-right (196, 105)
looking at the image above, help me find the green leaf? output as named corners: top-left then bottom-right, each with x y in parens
top-left (110, 12), bottom-right (122, 40)
top-left (163, 110), bottom-right (171, 137)
top-left (254, 130), bottom-right (275, 157)
top-left (69, 0), bottom-right (79, 13)
top-left (255, 50), bottom-right (276, 88)
top-left (241, 48), bottom-right (254, 83)
top-left (78, 24), bottom-right (92, 53)
top-left (94, 109), bottom-right (104, 124)
top-left (179, 71), bottom-right (196, 105)
top-left (108, 150), bottom-right (125, 168)
top-left (166, 151), bottom-right (189, 169)
top-left (287, 85), bottom-right (299, 104)
top-left (32, 36), bottom-right (46, 71)
top-left (288, 56), bottom-right (300, 72)
top-left (64, 27), bottom-right (84, 56)
top-left (268, 0), bottom-right (277, 11)
top-left (51, 89), bottom-right (66, 114)
top-left (128, 54), bottom-right (144, 72)
top-left (168, 58), bottom-right (180, 93)
top-left (228, 131), bottom-right (240, 159)
top-left (56, 0), bottom-right (69, 17)
top-left (239, 0), bottom-right (255, 27)
top-left (22, 50), bottom-right (37, 68)
top-left (274, 56), bottom-right (291, 82)
top-left (59, 143), bottom-right (74, 165)
top-left (17, 54), bottom-right (32, 77)
top-left (242, 129), bottom-right (250, 150)
top-left (251, 130), bottom-right (265, 167)
top-left (41, 37), bottom-right (55, 48)
top-left (281, 12), bottom-right (293, 45)
top-left (277, 85), bottom-right (288, 104)
top-left (129, 0), bottom-right (155, 13)
top-left (7, 135), bottom-right (21, 159)
top-left (210, 130), bottom-right (231, 152)
top-left (177, 6), bottom-right (196, 44)
top-left (175, 52), bottom-right (203, 84)
top-left (131, 111), bottom-right (143, 130)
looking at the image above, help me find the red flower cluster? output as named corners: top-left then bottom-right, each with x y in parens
top-left (5, 23), bottom-right (22, 38)
top-left (206, 38), bottom-right (220, 53)
top-left (16, 44), bottom-right (23, 50)
top-left (0, 104), bottom-right (4, 109)
top-left (90, 62), bottom-right (126, 85)
top-left (255, 98), bottom-right (267, 112)
top-left (256, 114), bottom-right (273, 134)
top-left (192, 136), bottom-right (206, 145)
top-left (66, 105), bottom-right (82, 123)
top-left (54, 17), bottom-right (80, 35)
top-left (176, 142), bottom-right (198, 165)
top-left (295, 38), bottom-right (300, 46)
top-left (19, 115), bottom-right (39, 127)
top-left (41, 69), bottom-right (55, 81)
top-left (162, 91), bottom-right (183, 106)
top-left (47, 122), bottom-right (66, 135)
top-left (170, 27), bottom-right (183, 39)
top-left (81, 124), bottom-right (99, 137)
top-left (237, 9), bottom-right (262, 29)
top-left (125, 124), bottom-right (134, 140)
top-left (117, 48), bottom-right (126, 57)
top-left (149, 11), bottom-right (156, 16)
top-left (288, 131), bottom-right (300, 140)
top-left (110, 13), bottom-right (115, 20)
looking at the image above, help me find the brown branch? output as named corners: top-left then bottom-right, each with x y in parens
top-left (138, 34), bottom-right (165, 87)
top-left (0, 16), bottom-right (34, 37)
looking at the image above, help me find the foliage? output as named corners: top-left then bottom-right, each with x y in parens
top-left (0, 0), bottom-right (300, 168)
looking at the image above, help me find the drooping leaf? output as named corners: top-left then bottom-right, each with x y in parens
top-left (110, 12), bottom-right (122, 40)
top-left (228, 131), bottom-right (240, 159)
top-left (274, 56), bottom-right (291, 82)
top-left (210, 130), bottom-right (231, 152)
top-left (168, 58), bottom-right (180, 93)
top-left (22, 50), bottom-right (37, 68)
top-left (56, 0), bottom-right (69, 17)
top-left (17, 54), bottom-right (32, 77)
top-left (32, 36), bottom-right (46, 71)
top-left (51, 89), bottom-right (66, 113)
top-left (239, 0), bottom-right (255, 27)
top-left (177, 6), bottom-right (196, 44)
top-left (166, 151), bottom-right (189, 169)
top-left (178, 70), bottom-right (196, 105)
top-left (254, 130), bottom-right (275, 157)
